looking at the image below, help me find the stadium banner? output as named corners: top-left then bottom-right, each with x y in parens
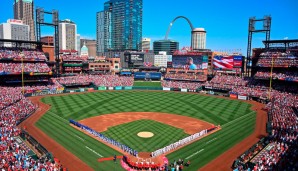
top-left (233, 56), bottom-right (243, 68)
top-left (173, 88), bottom-right (180, 91)
top-left (149, 72), bottom-right (162, 80)
top-left (189, 89), bottom-right (196, 92)
top-left (213, 56), bottom-right (234, 69)
top-left (205, 86), bottom-right (212, 89)
top-left (115, 86), bottom-right (122, 90)
top-left (181, 88), bottom-right (188, 92)
top-left (134, 72), bottom-right (146, 79)
top-left (28, 89), bottom-right (64, 97)
top-left (88, 88), bottom-right (94, 92)
top-left (124, 86), bottom-right (133, 90)
top-left (79, 88), bottom-right (85, 92)
top-left (108, 87), bottom-right (114, 90)
top-left (163, 87), bottom-right (171, 91)
top-left (70, 90), bottom-right (75, 93)
top-left (229, 94), bottom-right (237, 99)
top-left (98, 86), bottom-right (107, 90)
top-left (238, 95), bottom-right (247, 100)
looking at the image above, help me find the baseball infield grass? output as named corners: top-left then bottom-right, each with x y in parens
top-left (36, 91), bottom-right (256, 171)
top-left (102, 119), bottom-right (188, 152)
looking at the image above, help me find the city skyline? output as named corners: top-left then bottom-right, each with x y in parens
top-left (1, 0), bottom-right (297, 54)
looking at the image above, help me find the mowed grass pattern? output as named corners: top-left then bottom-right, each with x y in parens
top-left (36, 91), bottom-right (255, 171)
top-left (133, 81), bottom-right (161, 87)
top-left (102, 119), bottom-right (189, 152)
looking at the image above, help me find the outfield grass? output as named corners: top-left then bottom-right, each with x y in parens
top-left (133, 81), bottom-right (161, 87)
top-left (102, 119), bottom-right (188, 152)
top-left (36, 91), bottom-right (255, 171)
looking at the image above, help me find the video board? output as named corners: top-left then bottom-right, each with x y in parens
top-left (171, 55), bottom-right (208, 70)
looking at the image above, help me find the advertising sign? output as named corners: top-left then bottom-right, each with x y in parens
top-left (181, 89), bottom-right (188, 92)
top-left (229, 94), bottom-right (237, 99)
top-left (124, 86), bottom-right (133, 90)
top-left (163, 87), bottom-right (171, 91)
top-left (125, 53), bottom-right (144, 63)
top-left (238, 95), bottom-right (247, 100)
top-left (98, 86), bottom-right (107, 90)
top-left (233, 56), bottom-right (243, 68)
top-left (115, 86), bottom-right (122, 90)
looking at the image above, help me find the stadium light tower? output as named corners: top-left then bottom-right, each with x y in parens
top-left (246, 15), bottom-right (271, 76)
top-left (36, 8), bottom-right (60, 77)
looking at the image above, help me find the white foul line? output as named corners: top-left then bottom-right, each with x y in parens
top-left (85, 146), bottom-right (103, 157)
top-left (185, 149), bottom-right (204, 160)
top-left (206, 138), bottom-right (217, 144)
top-left (73, 134), bottom-right (85, 141)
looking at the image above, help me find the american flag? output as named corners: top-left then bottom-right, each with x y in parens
top-left (213, 56), bottom-right (234, 69)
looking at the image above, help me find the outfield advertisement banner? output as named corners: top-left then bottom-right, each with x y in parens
top-left (98, 86), bottom-right (107, 90)
top-left (230, 94), bottom-right (237, 99)
top-left (163, 87), bottom-right (171, 91)
top-left (26, 90), bottom-right (64, 97)
top-left (108, 87), bottom-right (114, 90)
top-left (124, 86), bottom-right (133, 90)
top-left (181, 89), bottom-right (188, 92)
top-left (238, 95), bottom-right (247, 100)
top-left (79, 88), bottom-right (85, 92)
top-left (115, 86), bottom-right (122, 90)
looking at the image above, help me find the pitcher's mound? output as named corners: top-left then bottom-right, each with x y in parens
top-left (137, 132), bottom-right (154, 138)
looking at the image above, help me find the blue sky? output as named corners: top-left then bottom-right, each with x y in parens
top-left (1, 0), bottom-right (297, 54)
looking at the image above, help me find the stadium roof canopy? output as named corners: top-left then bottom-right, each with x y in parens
top-left (262, 39), bottom-right (298, 44)
top-left (0, 38), bottom-right (43, 45)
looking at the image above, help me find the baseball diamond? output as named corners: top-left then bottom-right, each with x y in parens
top-left (24, 91), bottom-right (259, 171)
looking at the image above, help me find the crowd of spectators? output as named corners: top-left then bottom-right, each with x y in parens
top-left (161, 80), bottom-right (203, 90)
top-left (249, 93), bottom-right (298, 170)
top-left (165, 73), bottom-right (207, 81)
top-left (63, 67), bottom-right (82, 72)
top-left (56, 74), bottom-right (133, 87)
top-left (0, 87), bottom-right (23, 110)
top-left (0, 63), bottom-right (51, 73)
top-left (0, 87), bottom-right (64, 170)
top-left (0, 47), bottom-right (47, 61)
top-left (255, 70), bottom-right (298, 81)
top-left (259, 57), bottom-right (297, 67)
top-left (205, 75), bottom-right (248, 90)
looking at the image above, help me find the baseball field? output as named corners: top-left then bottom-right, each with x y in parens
top-left (27, 90), bottom-right (257, 171)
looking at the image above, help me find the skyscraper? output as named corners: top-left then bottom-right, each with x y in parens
top-left (96, 0), bottom-right (142, 53)
top-left (141, 38), bottom-right (151, 51)
top-left (191, 28), bottom-right (206, 50)
top-left (13, 0), bottom-right (35, 41)
top-left (0, 19), bottom-right (30, 47)
top-left (59, 19), bottom-right (77, 50)
top-left (153, 40), bottom-right (179, 55)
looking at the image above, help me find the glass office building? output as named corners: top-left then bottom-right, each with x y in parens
top-left (97, 0), bottom-right (142, 53)
top-left (153, 40), bottom-right (179, 55)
